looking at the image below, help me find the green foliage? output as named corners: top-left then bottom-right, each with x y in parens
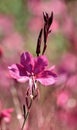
top-left (46, 33), bottom-right (68, 63)
top-left (0, 0), bottom-right (29, 33)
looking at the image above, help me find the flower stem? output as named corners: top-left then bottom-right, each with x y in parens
top-left (21, 111), bottom-right (29, 130)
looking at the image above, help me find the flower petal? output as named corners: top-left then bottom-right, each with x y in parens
top-left (8, 64), bottom-right (29, 83)
top-left (39, 70), bottom-right (57, 78)
top-left (8, 64), bottom-right (20, 79)
top-left (20, 52), bottom-right (34, 73)
top-left (37, 77), bottom-right (56, 86)
top-left (1, 108), bottom-right (13, 118)
top-left (1, 108), bottom-right (13, 123)
top-left (36, 67), bottom-right (57, 86)
top-left (34, 55), bottom-right (48, 74)
top-left (16, 63), bottom-right (27, 76)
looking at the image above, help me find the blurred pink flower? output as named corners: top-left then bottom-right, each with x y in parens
top-left (57, 90), bottom-right (70, 109)
top-left (28, 0), bottom-right (66, 16)
top-left (56, 90), bottom-right (77, 128)
top-left (8, 51), bottom-right (57, 86)
top-left (28, 0), bottom-right (64, 32)
top-left (0, 64), bottom-right (10, 89)
top-left (57, 105), bottom-right (77, 129)
top-left (0, 108), bottom-right (13, 123)
top-left (56, 89), bottom-right (77, 111)
top-left (66, 75), bottom-right (77, 91)
top-left (0, 32), bottom-right (24, 91)
top-left (0, 14), bottom-right (13, 36)
top-left (2, 32), bottom-right (24, 51)
top-left (28, 16), bottom-right (59, 33)
top-left (57, 109), bottom-right (77, 129)
top-left (28, 17), bottom-right (43, 32)
top-left (57, 53), bottom-right (77, 90)
top-left (61, 16), bottom-right (74, 38)
top-left (0, 101), bottom-right (13, 123)
top-left (58, 53), bottom-right (77, 74)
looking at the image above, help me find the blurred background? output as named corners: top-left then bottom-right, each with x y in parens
top-left (0, 0), bottom-right (77, 130)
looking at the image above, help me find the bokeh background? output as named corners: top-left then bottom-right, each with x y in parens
top-left (0, 0), bottom-right (77, 130)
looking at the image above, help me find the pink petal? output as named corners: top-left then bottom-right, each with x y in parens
top-left (36, 66), bottom-right (57, 79)
top-left (57, 91), bottom-right (69, 108)
top-left (2, 108), bottom-right (13, 117)
top-left (20, 52), bottom-right (34, 73)
top-left (8, 64), bottom-right (29, 83)
top-left (40, 70), bottom-right (57, 78)
top-left (37, 77), bottom-right (56, 86)
top-left (16, 63), bottom-right (28, 76)
top-left (1, 108), bottom-right (13, 123)
top-left (34, 55), bottom-right (48, 74)
top-left (36, 65), bottom-right (57, 86)
top-left (17, 77), bottom-right (29, 83)
top-left (8, 64), bottom-right (20, 79)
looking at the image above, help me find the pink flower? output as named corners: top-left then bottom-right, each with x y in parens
top-left (57, 91), bottom-right (69, 108)
top-left (58, 53), bottom-right (77, 74)
top-left (56, 90), bottom-right (77, 111)
top-left (0, 14), bottom-right (13, 36)
top-left (28, 16), bottom-right (59, 33)
top-left (0, 108), bottom-right (13, 123)
top-left (57, 95), bottom-right (77, 128)
top-left (28, 17), bottom-right (43, 32)
top-left (28, 0), bottom-right (66, 16)
top-left (0, 66), bottom-right (10, 88)
top-left (66, 75), bottom-right (77, 91)
top-left (2, 32), bottom-right (24, 51)
top-left (8, 51), bottom-right (57, 86)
